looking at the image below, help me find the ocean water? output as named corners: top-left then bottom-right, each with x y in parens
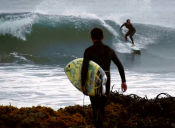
top-left (0, 0), bottom-right (175, 109)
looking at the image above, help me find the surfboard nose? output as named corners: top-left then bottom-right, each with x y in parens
top-left (65, 64), bottom-right (71, 72)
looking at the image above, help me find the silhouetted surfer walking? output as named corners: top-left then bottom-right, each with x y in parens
top-left (120, 19), bottom-right (136, 46)
top-left (81, 28), bottom-right (127, 128)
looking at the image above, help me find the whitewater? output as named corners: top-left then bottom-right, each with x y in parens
top-left (0, 0), bottom-right (175, 109)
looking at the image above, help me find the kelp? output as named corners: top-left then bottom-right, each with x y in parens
top-left (0, 92), bottom-right (175, 128)
top-left (105, 92), bottom-right (175, 128)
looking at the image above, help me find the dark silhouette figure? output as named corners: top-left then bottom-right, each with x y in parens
top-left (81, 28), bottom-right (127, 128)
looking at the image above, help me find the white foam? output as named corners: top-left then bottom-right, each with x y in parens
top-left (0, 63), bottom-right (175, 109)
top-left (0, 64), bottom-right (90, 110)
top-left (0, 13), bottom-right (36, 40)
top-left (113, 41), bottom-right (132, 53)
top-left (111, 69), bottom-right (175, 98)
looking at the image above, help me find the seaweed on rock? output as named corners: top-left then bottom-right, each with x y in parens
top-left (0, 92), bottom-right (174, 128)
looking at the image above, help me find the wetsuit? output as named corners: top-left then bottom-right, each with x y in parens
top-left (81, 41), bottom-right (126, 128)
top-left (121, 23), bottom-right (136, 44)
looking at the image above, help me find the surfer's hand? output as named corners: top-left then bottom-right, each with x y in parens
top-left (82, 86), bottom-right (88, 95)
top-left (121, 82), bottom-right (127, 92)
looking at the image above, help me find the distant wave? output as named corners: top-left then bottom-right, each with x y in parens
top-left (0, 12), bottom-right (115, 40)
top-left (0, 12), bottom-right (175, 65)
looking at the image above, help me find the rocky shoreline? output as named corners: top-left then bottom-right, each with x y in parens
top-left (0, 92), bottom-right (175, 128)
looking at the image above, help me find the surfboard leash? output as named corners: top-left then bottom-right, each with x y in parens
top-left (83, 94), bottom-right (85, 107)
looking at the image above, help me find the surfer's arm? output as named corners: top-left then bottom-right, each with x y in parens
top-left (81, 50), bottom-right (89, 87)
top-left (112, 50), bottom-right (126, 83)
top-left (120, 23), bottom-right (125, 30)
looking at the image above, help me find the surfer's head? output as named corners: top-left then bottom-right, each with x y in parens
top-left (91, 28), bottom-right (104, 42)
top-left (126, 19), bottom-right (130, 23)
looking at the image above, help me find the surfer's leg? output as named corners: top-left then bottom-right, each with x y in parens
top-left (90, 96), bottom-right (106, 128)
top-left (129, 35), bottom-right (134, 45)
top-left (125, 32), bottom-right (130, 41)
top-left (97, 96), bottom-right (107, 128)
top-left (90, 96), bottom-right (102, 128)
top-left (98, 97), bottom-right (106, 128)
top-left (90, 96), bottom-right (97, 118)
top-left (105, 75), bottom-right (111, 95)
top-left (90, 74), bottom-right (110, 128)
top-left (129, 31), bottom-right (135, 46)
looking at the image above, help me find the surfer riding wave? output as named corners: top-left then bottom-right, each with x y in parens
top-left (120, 19), bottom-right (136, 46)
